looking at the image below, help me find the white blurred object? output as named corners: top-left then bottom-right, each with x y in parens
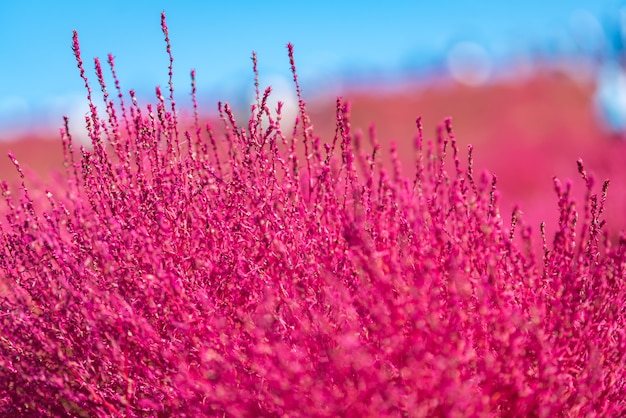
top-left (447, 41), bottom-right (492, 87)
top-left (247, 74), bottom-right (298, 131)
top-left (594, 60), bottom-right (626, 136)
top-left (569, 9), bottom-right (605, 54)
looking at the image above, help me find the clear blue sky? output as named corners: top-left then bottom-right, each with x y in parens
top-left (0, 0), bottom-right (623, 132)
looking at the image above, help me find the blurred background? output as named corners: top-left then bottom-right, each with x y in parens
top-left (1, 0), bottom-right (626, 237)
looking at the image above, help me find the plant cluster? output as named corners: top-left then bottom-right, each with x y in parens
top-left (1, 13), bottom-right (625, 417)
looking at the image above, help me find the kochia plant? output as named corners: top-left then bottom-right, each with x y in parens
top-left (1, 12), bottom-right (625, 417)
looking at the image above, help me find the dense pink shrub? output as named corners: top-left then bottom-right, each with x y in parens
top-left (1, 13), bottom-right (625, 417)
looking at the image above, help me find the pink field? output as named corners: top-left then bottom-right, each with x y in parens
top-left (4, 69), bottom-right (623, 236)
top-left (1, 21), bottom-right (626, 414)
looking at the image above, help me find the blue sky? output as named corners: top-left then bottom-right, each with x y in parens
top-left (0, 0), bottom-right (623, 133)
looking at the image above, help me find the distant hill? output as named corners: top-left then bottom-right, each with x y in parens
top-left (1, 70), bottom-right (625, 235)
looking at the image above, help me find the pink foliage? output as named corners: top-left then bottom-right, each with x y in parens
top-left (1, 13), bottom-right (625, 417)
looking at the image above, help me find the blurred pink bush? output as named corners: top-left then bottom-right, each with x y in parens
top-left (1, 13), bottom-right (625, 417)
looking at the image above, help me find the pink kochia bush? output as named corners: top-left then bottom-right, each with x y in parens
top-left (1, 14), bottom-right (626, 417)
